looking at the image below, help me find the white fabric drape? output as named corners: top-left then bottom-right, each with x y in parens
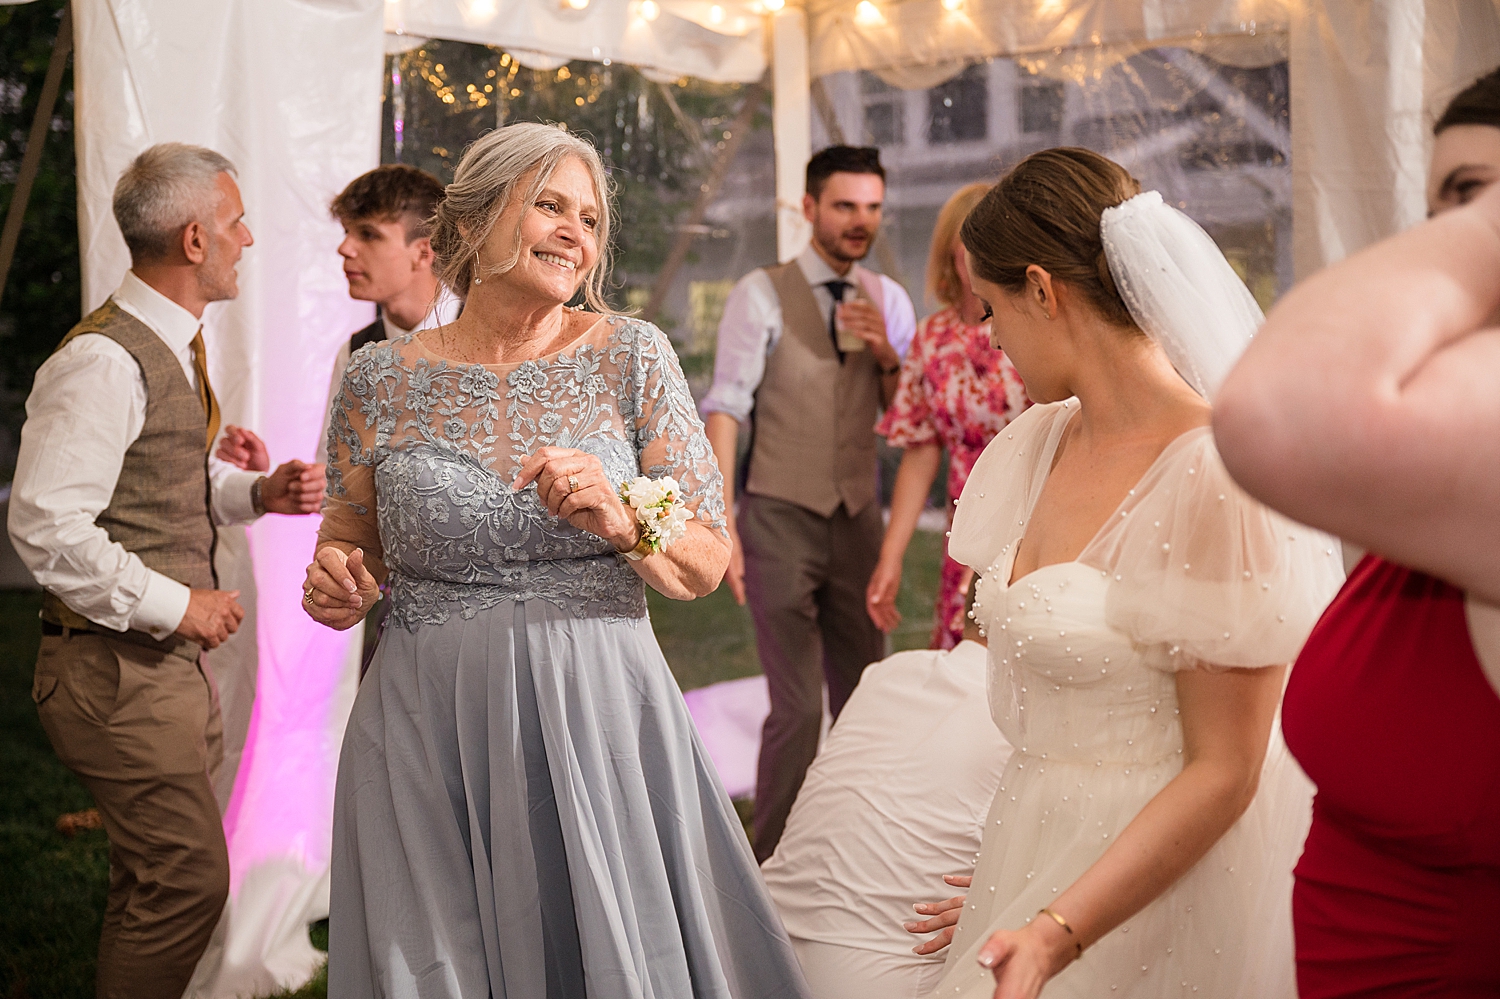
top-left (72, 0), bottom-right (383, 994)
top-left (1290, 0), bottom-right (1500, 277)
top-left (385, 0), bottom-right (766, 84)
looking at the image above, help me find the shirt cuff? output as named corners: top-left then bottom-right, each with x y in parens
top-left (129, 570), bottom-right (191, 640)
top-left (697, 391), bottom-right (752, 424)
top-left (213, 468), bottom-right (263, 525)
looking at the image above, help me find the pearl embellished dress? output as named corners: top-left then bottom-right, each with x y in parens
top-left (932, 401), bottom-right (1344, 998)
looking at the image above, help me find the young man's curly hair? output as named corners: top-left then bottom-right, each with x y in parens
top-left (329, 164), bottom-right (445, 241)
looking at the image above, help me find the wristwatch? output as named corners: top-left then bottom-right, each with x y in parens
top-left (251, 475), bottom-right (268, 516)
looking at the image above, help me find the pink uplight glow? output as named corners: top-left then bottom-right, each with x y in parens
top-left (222, 515), bottom-right (359, 893)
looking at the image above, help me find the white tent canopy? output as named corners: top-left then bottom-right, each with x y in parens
top-left (24, 0), bottom-right (1500, 995)
top-left (386, 0), bottom-right (769, 80)
top-left (376, 0), bottom-right (1499, 276)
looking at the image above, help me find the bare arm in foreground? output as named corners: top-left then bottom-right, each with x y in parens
top-left (1215, 182), bottom-right (1500, 602)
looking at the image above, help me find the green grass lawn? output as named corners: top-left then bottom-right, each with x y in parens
top-left (0, 530), bottom-right (945, 999)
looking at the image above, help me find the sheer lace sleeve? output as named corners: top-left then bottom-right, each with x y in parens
top-left (614, 319), bottom-right (728, 539)
top-left (317, 342), bottom-right (389, 581)
top-left (1080, 429), bottom-right (1344, 671)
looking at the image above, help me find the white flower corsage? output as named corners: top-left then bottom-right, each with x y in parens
top-left (617, 475), bottom-right (693, 560)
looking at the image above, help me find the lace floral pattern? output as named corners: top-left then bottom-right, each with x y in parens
top-left (319, 316), bottom-right (727, 631)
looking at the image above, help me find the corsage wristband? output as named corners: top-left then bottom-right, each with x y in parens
top-left (617, 475), bottom-right (693, 560)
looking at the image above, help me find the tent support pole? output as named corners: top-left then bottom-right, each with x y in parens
top-left (0, 1), bottom-right (73, 312)
top-left (640, 78), bottom-right (766, 325)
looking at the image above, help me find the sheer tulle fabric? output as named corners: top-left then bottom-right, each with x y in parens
top-left (951, 401), bottom-right (1344, 671)
top-left (933, 401), bottom-right (1344, 998)
top-left (1101, 191), bottom-right (1265, 401)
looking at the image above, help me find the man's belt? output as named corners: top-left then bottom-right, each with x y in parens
top-left (40, 592), bottom-right (203, 661)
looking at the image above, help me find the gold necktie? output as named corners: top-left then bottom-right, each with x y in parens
top-left (189, 329), bottom-right (221, 453)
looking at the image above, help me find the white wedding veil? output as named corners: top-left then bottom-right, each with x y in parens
top-left (1100, 191), bottom-right (1264, 401)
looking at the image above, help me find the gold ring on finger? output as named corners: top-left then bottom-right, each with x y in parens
top-left (568, 475), bottom-right (581, 492)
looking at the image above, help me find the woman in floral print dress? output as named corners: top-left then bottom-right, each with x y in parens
top-left (868, 183), bottom-right (1030, 648)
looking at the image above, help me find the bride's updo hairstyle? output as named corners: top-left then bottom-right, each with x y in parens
top-left (960, 147), bottom-right (1140, 330)
top-left (431, 122), bottom-right (614, 312)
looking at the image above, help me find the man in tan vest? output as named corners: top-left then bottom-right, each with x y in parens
top-left (8, 143), bottom-right (325, 999)
top-left (703, 146), bottom-right (916, 862)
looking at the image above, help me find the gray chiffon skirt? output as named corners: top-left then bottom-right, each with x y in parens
top-left (328, 599), bottom-right (810, 999)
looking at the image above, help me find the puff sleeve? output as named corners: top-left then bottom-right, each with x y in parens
top-left (1080, 430), bottom-right (1345, 671)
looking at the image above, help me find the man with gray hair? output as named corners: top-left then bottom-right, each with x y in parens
top-left (8, 142), bottom-right (324, 999)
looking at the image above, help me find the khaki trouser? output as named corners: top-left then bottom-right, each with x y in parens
top-left (32, 631), bottom-right (229, 999)
top-left (740, 493), bottom-right (885, 863)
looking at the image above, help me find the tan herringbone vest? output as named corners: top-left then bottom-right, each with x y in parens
top-left (743, 262), bottom-right (883, 518)
top-left (41, 299), bottom-right (216, 640)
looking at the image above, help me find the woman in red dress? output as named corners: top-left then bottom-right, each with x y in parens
top-left (867, 182), bottom-right (1029, 648)
top-left (1214, 68), bottom-right (1500, 998)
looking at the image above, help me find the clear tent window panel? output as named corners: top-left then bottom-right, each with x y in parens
top-left (812, 49), bottom-right (1290, 317)
top-left (379, 43), bottom-right (1290, 403)
top-left (379, 39), bottom-right (776, 403)
top-left (928, 64), bottom-right (989, 145)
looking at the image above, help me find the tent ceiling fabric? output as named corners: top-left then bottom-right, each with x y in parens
top-left (385, 0), bottom-right (767, 82)
top-left (806, 0), bottom-right (1290, 84)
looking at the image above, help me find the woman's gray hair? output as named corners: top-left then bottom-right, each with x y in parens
top-left (431, 123), bottom-right (614, 313)
top-left (112, 142), bottom-right (237, 262)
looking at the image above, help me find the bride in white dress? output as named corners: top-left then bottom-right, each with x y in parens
top-left (906, 149), bottom-right (1345, 998)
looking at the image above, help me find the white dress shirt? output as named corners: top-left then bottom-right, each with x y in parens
top-left (699, 246), bottom-right (918, 423)
top-left (316, 284), bottom-right (463, 464)
top-left (8, 271), bottom-right (261, 639)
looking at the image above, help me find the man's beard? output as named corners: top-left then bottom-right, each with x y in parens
top-left (196, 241), bottom-right (238, 302)
top-left (815, 226), bottom-right (873, 264)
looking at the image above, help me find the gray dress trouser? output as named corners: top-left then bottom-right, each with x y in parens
top-left (739, 492), bottom-right (885, 862)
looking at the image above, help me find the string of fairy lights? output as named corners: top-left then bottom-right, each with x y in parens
top-left (393, 45), bottom-right (690, 118)
top-left (400, 49), bottom-right (622, 113)
top-left (385, 40), bottom-right (742, 179)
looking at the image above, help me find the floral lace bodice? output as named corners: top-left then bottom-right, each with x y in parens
top-left (317, 316), bottom-right (727, 631)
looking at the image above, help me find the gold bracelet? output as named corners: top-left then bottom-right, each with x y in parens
top-left (1037, 907), bottom-right (1084, 960)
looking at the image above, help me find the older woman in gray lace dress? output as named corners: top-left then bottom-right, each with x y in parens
top-left (301, 123), bottom-right (810, 999)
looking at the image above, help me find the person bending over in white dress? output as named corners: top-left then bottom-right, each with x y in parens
top-left (761, 605), bottom-right (1012, 999)
top-left (903, 148), bottom-right (1344, 998)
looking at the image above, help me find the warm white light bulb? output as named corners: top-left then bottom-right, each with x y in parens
top-left (854, 0), bottom-right (883, 25)
top-left (762, 0), bottom-right (786, 11)
top-left (709, 4), bottom-right (725, 23)
top-left (561, 0), bottom-right (589, 10)
top-left (639, 0), bottom-right (660, 19)
top-left (940, 0), bottom-right (963, 9)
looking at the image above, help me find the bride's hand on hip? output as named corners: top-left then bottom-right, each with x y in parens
top-left (905, 874), bottom-right (971, 955)
top-left (976, 918), bottom-right (1077, 999)
top-left (513, 446), bottom-right (637, 550)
